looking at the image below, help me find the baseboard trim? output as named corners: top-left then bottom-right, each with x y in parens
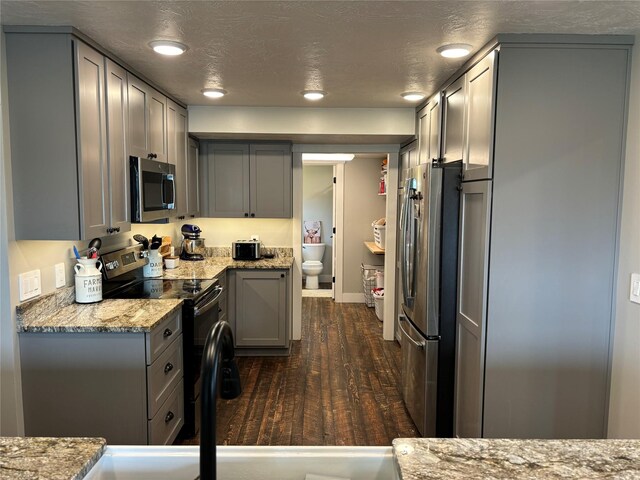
top-left (339, 292), bottom-right (365, 303)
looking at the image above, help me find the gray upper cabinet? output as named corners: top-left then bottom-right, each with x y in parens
top-left (416, 93), bottom-right (441, 165)
top-left (250, 144), bottom-right (292, 218)
top-left (205, 143), bottom-right (251, 217)
top-left (105, 58), bottom-right (130, 234)
top-left (5, 33), bottom-right (130, 239)
top-left (442, 75), bottom-right (466, 164)
top-left (167, 100), bottom-right (189, 219)
top-left (417, 105), bottom-right (429, 165)
top-left (442, 50), bottom-right (497, 178)
top-left (203, 142), bottom-right (292, 218)
top-left (187, 138), bottom-right (200, 218)
top-left (127, 74), bottom-right (168, 162)
top-left (464, 51), bottom-right (497, 181)
top-left (75, 41), bottom-right (110, 240)
top-left (234, 270), bottom-right (289, 348)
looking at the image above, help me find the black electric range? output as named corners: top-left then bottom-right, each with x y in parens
top-left (100, 245), bottom-right (223, 440)
top-left (104, 277), bottom-right (217, 302)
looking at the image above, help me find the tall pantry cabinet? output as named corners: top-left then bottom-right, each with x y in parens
top-left (445, 35), bottom-right (632, 439)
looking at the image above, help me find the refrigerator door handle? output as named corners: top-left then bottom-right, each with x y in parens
top-left (398, 316), bottom-right (425, 350)
top-left (400, 178), bottom-right (417, 305)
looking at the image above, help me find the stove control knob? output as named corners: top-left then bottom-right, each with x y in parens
top-left (106, 260), bottom-right (119, 271)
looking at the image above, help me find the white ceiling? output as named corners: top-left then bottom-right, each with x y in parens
top-left (2, 1), bottom-right (640, 108)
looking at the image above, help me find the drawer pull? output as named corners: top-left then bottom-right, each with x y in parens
top-left (165, 411), bottom-right (174, 423)
top-left (164, 362), bottom-right (174, 374)
top-left (163, 328), bottom-right (173, 338)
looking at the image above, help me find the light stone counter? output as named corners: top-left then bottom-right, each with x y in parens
top-left (17, 298), bottom-right (183, 333)
top-left (161, 255), bottom-right (295, 280)
top-left (393, 438), bottom-right (640, 479)
top-left (0, 437), bottom-right (106, 480)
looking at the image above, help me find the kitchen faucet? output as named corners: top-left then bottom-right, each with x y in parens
top-left (200, 321), bottom-right (242, 480)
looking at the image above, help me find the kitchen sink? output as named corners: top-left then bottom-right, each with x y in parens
top-left (84, 446), bottom-right (396, 480)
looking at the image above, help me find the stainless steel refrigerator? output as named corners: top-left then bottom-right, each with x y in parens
top-left (398, 160), bottom-right (461, 437)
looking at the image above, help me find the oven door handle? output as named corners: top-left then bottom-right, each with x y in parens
top-left (193, 285), bottom-right (224, 317)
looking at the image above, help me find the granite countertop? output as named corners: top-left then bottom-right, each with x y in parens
top-left (161, 255), bottom-right (295, 280)
top-left (393, 438), bottom-right (640, 479)
top-left (0, 437), bottom-right (106, 480)
top-left (16, 252), bottom-right (292, 333)
top-left (18, 298), bottom-right (183, 333)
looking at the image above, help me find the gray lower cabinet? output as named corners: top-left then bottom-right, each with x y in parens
top-left (19, 311), bottom-right (184, 445)
top-left (6, 33), bottom-right (131, 239)
top-left (201, 142), bottom-right (292, 218)
top-left (453, 37), bottom-right (631, 439)
top-left (230, 269), bottom-right (290, 353)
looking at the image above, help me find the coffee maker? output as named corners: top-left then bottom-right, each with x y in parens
top-left (180, 224), bottom-right (205, 261)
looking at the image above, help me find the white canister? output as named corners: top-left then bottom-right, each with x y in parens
top-left (74, 258), bottom-right (103, 303)
top-left (143, 250), bottom-right (163, 277)
top-left (164, 256), bottom-right (180, 269)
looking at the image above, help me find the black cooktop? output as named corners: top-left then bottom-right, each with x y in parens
top-left (105, 278), bottom-right (217, 302)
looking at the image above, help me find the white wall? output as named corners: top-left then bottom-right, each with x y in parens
top-left (302, 165), bottom-right (333, 279)
top-left (343, 156), bottom-right (386, 297)
top-left (189, 106), bottom-right (414, 138)
top-left (607, 44), bottom-right (640, 439)
top-left (191, 218), bottom-right (293, 247)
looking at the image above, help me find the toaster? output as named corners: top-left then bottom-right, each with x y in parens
top-left (232, 240), bottom-right (261, 260)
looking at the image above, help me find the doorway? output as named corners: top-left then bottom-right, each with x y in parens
top-left (291, 145), bottom-right (400, 342)
top-left (301, 162), bottom-right (335, 298)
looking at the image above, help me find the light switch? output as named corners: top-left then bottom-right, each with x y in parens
top-left (55, 263), bottom-right (66, 288)
top-left (18, 269), bottom-right (41, 301)
top-left (631, 273), bottom-right (640, 305)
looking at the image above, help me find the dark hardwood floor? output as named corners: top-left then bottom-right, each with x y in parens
top-left (182, 297), bottom-right (418, 446)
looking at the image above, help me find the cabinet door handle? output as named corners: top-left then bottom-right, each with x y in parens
top-left (106, 227), bottom-right (113, 234)
top-left (163, 328), bottom-right (173, 338)
top-left (251, 213), bottom-right (255, 217)
top-left (280, 273), bottom-right (285, 278)
top-left (164, 362), bottom-right (174, 374)
top-left (244, 213), bottom-right (249, 217)
top-left (164, 411), bottom-right (174, 423)
top-left (115, 227), bottom-right (120, 233)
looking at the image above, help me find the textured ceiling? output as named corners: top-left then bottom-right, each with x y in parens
top-left (2, 1), bottom-right (640, 108)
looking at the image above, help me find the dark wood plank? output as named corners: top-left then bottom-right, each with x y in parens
top-left (179, 298), bottom-right (418, 446)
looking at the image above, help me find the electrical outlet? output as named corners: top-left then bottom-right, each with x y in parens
top-left (18, 269), bottom-right (41, 301)
top-left (630, 273), bottom-right (640, 305)
top-left (55, 263), bottom-right (66, 288)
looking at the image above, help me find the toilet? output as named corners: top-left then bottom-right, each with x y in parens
top-left (302, 243), bottom-right (326, 289)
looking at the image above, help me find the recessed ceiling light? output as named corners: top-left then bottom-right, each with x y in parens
top-left (202, 88), bottom-right (227, 98)
top-left (302, 90), bottom-right (326, 101)
top-left (401, 92), bottom-right (426, 102)
top-left (149, 40), bottom-right (188, 56)
top-left (302, 153), bottom-right (355, 162)
top-left (437, 43), bottom-right (472, 59)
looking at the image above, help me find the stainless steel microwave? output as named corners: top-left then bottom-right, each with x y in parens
top-left (130, 156), bottom-right (176, 222)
